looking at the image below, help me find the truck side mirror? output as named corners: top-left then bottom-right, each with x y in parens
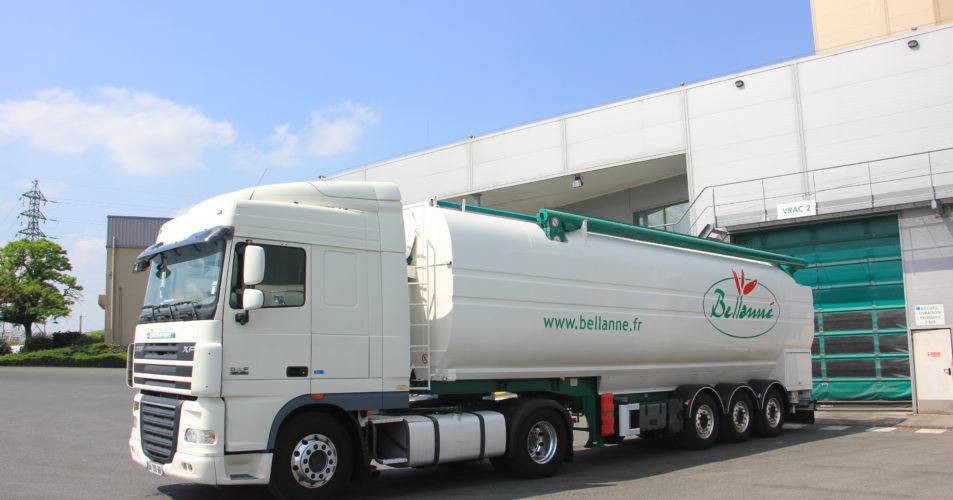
top-left (243, 289), bottom-right (264, 310)
top-left (243, 245), bottom-right (265, 285)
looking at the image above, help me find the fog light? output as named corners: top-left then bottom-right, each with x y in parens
top-left (184, 428), bottom-right (217, 445)
top-left (182, 463), bottom-right (193, 472)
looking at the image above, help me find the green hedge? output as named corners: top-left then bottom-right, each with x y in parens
top-left (0, 342), bottom-right (126, 367)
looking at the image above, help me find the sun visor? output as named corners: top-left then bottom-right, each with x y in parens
top-left (136, 225), bottom-right (234, 261)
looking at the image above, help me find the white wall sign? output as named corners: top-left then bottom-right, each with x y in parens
top-left (914, 304), bottom-right (946, 326)
top-left (776, 200), bottom-right (817, 220)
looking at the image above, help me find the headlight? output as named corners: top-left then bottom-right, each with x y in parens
top-left (184, 428), bottom-right (217, 445)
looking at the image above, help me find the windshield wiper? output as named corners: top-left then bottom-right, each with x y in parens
top-left (169, 300), bottom-right (200, 321)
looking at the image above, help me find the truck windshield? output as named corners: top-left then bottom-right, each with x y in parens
top-left (138, 239), bottom-right (226, 323)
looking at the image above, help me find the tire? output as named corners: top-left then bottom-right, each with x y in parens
top-left (753, 388), bottom-right (785, 438)
top-left (495, 407), bottom-right (568, 478)
top-left (269, 413), bottom-right (353, 500)
top-left (719, 391), bottom-right (755, 443)
top-left (676, 393), bottom-right (719, 450)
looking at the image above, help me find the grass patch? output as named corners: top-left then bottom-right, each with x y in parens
top-left (0, 342), bottom-right (126, 368)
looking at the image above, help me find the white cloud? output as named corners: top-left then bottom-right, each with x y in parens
top-left (232, 101), bottom-right (380, 169)
top-left (233, 124), bottom-right (301, 169)
top-left (304, 101), bottom-right (381, 157)
top-left (0, 88), bottom-right (235, 175)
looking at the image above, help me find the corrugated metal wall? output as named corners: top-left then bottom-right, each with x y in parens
top-left (106, 216), bottom-right (169, 248)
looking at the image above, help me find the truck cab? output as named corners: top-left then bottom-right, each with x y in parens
top-left (128, 181), bottom-right (410, 488)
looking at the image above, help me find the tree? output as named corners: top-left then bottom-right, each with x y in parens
top-left (0, 239), bottom-right (82, 339)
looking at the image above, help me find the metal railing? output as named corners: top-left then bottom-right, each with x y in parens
top-left (654, 147), bottom-right (953, 235)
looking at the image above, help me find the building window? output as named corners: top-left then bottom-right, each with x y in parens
top-left (635, 201), bottom-right (689, 234)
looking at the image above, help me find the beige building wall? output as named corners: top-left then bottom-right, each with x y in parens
top-left (105, 247), bottom-right (151, 346)
top-left (812, 0), bottom-right (953, 52)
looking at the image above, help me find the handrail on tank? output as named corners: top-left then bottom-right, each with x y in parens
top-left (535, 208), bottom-right (807, 274)
top-left (434, 199), bottom-right (806, 274)
top-left (435, 200), bottom-right (538, 222)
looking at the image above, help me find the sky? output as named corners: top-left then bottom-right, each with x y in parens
top-left (0, 1), bottom-right (815, 335)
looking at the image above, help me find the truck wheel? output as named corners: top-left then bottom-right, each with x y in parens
top-left (754, 388), bottom-right (785, 437)
top-left (497, 407), bottom-right (568, 478)
top-left (269, 413), bottom-right (353, 500)
top-left (719, 392), bottom-right (754, 443)
top-left (676, 393), bottom-right (719, 450)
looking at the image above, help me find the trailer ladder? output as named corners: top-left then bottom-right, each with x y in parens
top-left (408, 278), bottom-right (431, 391)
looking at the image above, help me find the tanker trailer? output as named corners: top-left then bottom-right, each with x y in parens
top-left (126, 181), bottom-right (813, 499)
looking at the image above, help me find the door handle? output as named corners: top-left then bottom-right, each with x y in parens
top-left (286, 366), bottom-right (308, 377)
top-left (945, 368), bottom-right (952, 375)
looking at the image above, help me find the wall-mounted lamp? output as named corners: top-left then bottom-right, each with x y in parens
top-left (735, 79), bottom-right (745, 89)
top-left (908, 39), bottom-right (920, 49)
top-left (571, 175), bottom-right (583, 189)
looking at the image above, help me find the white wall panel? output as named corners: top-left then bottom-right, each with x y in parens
top-left (332, 170), bottom-right (366, 182)
top-left (800, 27), bottom-right (953, 168)
top-left (689, 66), bottom-right (796, 117)
top-left (471, 121), bottom-right (562, 189)
top-left (567, 121), bottom-right (683, 172)
top-left (687, 66), bottom-right (803, 214)
top-left (365, 144), bottom-right (471, 203)
top-left (565, 93), bottom-right (684, 171)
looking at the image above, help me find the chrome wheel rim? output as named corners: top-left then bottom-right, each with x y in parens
top-left (732, 400), bottom-right (751, 433)
top-left (527, 420), bottom-right (558, 464)
top-left (765, 398), bottom-right (782, 428)
top-left (290, 433), bottom-right (338, 488)
top-left (695, 404), bottom-right (715, 439)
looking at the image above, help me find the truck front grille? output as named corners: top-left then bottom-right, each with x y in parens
top-left (140, 395), bottom-right (183, 464)
top-left (132, 343), bottom-right (195, 392)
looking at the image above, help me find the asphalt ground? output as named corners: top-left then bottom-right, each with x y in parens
top-left (2, 366), bottom-right (952, 499)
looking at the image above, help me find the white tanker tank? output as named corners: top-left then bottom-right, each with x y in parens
top-left (405, 201), bottom-right (814, 394)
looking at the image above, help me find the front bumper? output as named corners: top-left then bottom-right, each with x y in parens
top-left (129, 434), bottom-right (272, 485)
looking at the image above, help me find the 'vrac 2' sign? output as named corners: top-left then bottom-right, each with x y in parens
top-left (776, 200), bottom-right (816, 220)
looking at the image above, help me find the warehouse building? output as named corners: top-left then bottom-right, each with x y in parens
top-left (331, 4), bottom-right (953, 411)
top-left (101, 216), bottom-right (170, 346)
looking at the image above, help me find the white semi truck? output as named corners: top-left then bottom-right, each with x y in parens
top-left (127, 181), bottom-right (815, 499)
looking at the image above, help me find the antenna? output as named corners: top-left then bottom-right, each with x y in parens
top-left (17, 180), bottom-right (49, 240)
top-left (248, 168), bottom-right (270, 200)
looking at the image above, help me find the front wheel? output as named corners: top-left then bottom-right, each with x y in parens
top-left (269, 413), bottom-right (353, 500)
top-left (493, 407), bottom-right (568, 478)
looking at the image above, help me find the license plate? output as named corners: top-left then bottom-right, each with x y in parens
top-left (146, 461), bottom-right (164, 476)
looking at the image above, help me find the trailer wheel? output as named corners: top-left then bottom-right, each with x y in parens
top-left (676, 393), bottom-right (719, 450)
top-left (269, 413), bottom-right (353, 500)
top-left (719, 392), bottom-right (754, 443)
top-left (496, 407), bottom-right (568, 478)
top-left (754, 388), bottom-right (785, 437)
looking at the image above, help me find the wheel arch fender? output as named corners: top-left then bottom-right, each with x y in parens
top-left (748, 379), bottom-right (786, 410)
top-left (714, 383), bottom-right (756, 414)
top-left (267, 395), bottom-right (371, 483)
top-left (673, 384), bottom-right (724, 417)
top-left (496, 396), bottom-right (574, 462)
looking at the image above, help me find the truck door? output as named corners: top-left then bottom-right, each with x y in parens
top-left (223, 241), bottom-right (311, 387)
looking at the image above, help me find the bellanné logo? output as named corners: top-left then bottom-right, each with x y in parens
top-left (702, 269), bottom-right (780, 338)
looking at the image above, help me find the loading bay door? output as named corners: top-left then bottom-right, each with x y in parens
top-left (735, 215), bottom-right (910, 401)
